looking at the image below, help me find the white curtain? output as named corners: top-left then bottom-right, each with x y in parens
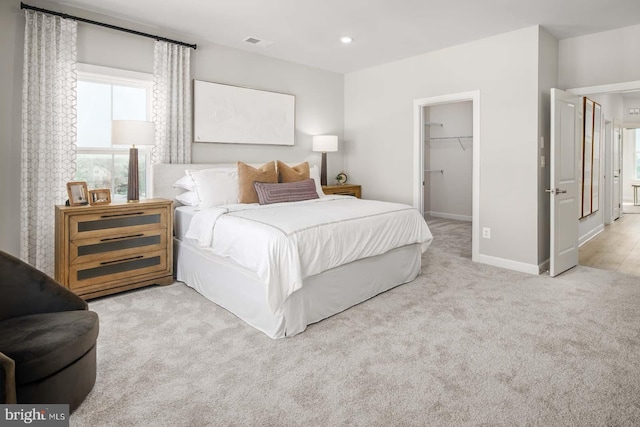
top-left (21, 10), bottom-right (77, 275)
top-left (152, 41), bottom-right (192, 164)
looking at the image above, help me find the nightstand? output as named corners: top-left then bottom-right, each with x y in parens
top-left (55, 198), bottom-right (174, 299)
top-left (322, 184), bottom-right (361, 198)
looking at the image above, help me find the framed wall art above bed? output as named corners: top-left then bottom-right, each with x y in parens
top-left (193, 80), bottom-right (295, 146)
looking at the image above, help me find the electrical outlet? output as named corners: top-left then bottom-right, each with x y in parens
top-left (482, 227), bottom-right (491, 239)
top-left (541, 155), bottom-right (545, 168)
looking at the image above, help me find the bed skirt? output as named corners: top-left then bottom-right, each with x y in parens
top-left (175, 239), bottom-right (422, 338)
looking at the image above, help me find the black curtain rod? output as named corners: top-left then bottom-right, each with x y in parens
top-left (20, 2), bottom-right (197, 50)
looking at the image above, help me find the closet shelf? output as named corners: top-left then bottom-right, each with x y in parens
top-left (428, 136), bottom-right (472, 151)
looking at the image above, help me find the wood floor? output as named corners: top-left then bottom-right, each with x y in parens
top-left (579, 214), bottom-right (640, 277)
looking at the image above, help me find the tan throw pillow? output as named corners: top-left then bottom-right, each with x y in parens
top-left (237, 161), bottom-right (278, 203)
top-left (277, 161), bottom-right (310, 183)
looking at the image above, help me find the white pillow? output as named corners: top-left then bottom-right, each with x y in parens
top-left (173, 174), bottom-right (195, 192)
top-left (188, 168), bottom-right (239, 207)
top-left (175, 191), bottom-right (199, 206)
top-left (310, 165), bottom-right (326, 197)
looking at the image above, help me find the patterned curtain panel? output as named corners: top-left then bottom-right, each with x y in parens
top-left (21, 10), bottom-right (77, 275)
top-left (152, 41), bottom-right (192, 164)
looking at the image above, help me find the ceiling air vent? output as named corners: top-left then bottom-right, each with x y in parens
top-left (242, 36), bottom-right (274, 47)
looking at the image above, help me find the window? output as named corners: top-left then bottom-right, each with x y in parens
top-left (636, 129), bottom-right (640, 179)
top-left (76, 64), bottom-right (153, 202)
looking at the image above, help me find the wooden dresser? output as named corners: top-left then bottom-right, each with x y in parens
top-left (55, 198), bottom-right (174, 299)
top-left (322, 184), bottom-right (362, 198)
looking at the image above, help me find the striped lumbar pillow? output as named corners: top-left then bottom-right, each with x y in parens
top-left (253, 179), bottom-right (320, 205)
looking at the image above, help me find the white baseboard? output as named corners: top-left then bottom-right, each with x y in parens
top-left (579, 224), bottom-right (604, 247)
top-left (426, 211), bottom-right (472, 222)
top-left (475, 253), bottom-right (541, 275)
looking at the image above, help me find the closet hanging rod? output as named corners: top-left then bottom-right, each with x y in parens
top-left (428, 136), bottom-right (473, 140)
top-left (20, 2), bottom-right (197, 49)
top-left (424, 169), bottom-right (444, 174)
top-left (428, 136), bottom-right (472, 151)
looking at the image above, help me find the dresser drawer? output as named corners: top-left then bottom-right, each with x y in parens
top-left (69, 229), bottom-right (167, 265)
top-left (68, 249), bottom-right (168, 290)
top-left (69, 208), bottom-right (167, 241)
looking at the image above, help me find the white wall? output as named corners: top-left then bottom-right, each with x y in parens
top-left (559, 24), bottom-right (640, 89)
top-left (622, 96), bottom-right (640, 125)
top-left (0, 0), bottom-right (344, 256)
top-left (345, 26), bottom-right (541, 269)
top-left (191, 43), bottom-right (344, 177)
top-left (592, 93), bottom-right (624, 122)
top-left (537, 28), bottom-right (558, 267)
top-left (427, 101), bottom-right (473, 221)
top-left (0, 1), bottom-right (25, 257)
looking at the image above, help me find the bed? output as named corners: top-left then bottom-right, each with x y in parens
top-left (152, 163), bottom-right (433, 338)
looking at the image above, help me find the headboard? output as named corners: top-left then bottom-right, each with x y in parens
top-left (150, 163), bottom-right (261, 202)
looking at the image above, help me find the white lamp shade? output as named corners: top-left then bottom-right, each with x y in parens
top-left (112, 120), bottom-right (155, 147)
top-left (312, 135), bottom-right (338, 152)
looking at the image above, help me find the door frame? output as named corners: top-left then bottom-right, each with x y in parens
top-left (603, 118), bottom-right (613, 225)
top-left (413, 90), bottom-right (480, 262)
top-left (568, 80), bottom-right (640, 97)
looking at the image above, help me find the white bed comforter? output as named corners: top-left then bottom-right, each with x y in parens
top-left (185, 196), bottom-right (433, 314)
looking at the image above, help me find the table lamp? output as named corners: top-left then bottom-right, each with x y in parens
top-left (312, 135), bottom-right (338, 186)
top-left (112, 120), bottom-right (155, 202)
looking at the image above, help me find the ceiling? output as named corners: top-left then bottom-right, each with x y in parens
top-left (51, 0), bottom-right (640, 73)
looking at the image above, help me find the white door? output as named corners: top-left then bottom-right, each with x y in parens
top-left (613, 125), bottom-right (622, 220)
top-left (550, 89), bottom-right (581, 277)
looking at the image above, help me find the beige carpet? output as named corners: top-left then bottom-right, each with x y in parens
top-left (73, 218), bottom-right (640, 426)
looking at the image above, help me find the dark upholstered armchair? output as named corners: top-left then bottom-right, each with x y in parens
top-left (0, 250), bottom-right (99, 412)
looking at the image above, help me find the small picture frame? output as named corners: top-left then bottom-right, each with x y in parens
top-left (89, 189), bottom-right (112, 206)
top-left (66, 182), bottom-right (89, 206)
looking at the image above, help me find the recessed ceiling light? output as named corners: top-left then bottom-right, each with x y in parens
top-left (340, 36), bottom-right (353, 44)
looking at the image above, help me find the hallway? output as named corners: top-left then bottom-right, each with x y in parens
top-left (579, 214), bottom-right (640, 276)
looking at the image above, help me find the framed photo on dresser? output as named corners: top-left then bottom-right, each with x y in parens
top-left (66, 182), bottom-right (89, 206)
top-left (89, 189), bottom-right (111, 206)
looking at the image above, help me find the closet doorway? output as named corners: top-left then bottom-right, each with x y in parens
top-left (413, 91), bottom-right (480, 262)
top-left (423, 101), bottom-right (473, 222)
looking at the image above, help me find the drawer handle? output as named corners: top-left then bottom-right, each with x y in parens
top-left (100, 233), bottom-right (144, 242)
top-left (100, 255), bottom-right (144, 265)
top-left (100, 212), bottom-right (145, 218)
